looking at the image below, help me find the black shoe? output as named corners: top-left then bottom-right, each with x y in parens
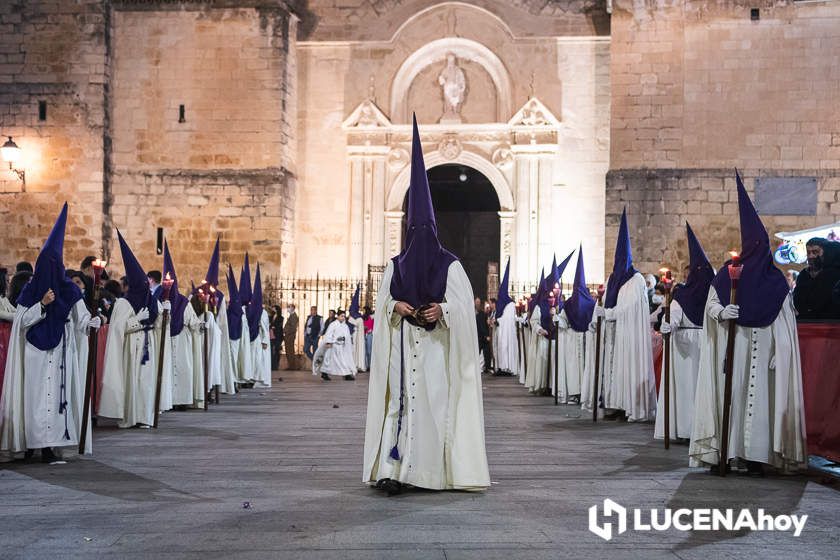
top-left (376, 478), bottom-right (402, 496)
top-left (745, 461), bottom-right (765, 477)
top-left (40, 447), bottom-right (59, 464)
top-left (24, 449), bottom-right (35, 461)
top-left (344, 375), bottom-right (355, 381)
top-left (708, 463), bottom-right (732, 476)
top-left (321, 373), bottom-right (331, 381)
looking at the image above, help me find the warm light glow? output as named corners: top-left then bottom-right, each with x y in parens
top-left (92, 259), bottom-right (107, 270)
top-left (659, 267), bottom-right (670, 274)
top-left (209, 286), bottom-right (216, 293)
top-left (1, 137), bottom-right (20, 164)
top-left (728, 251), bottom-right (739, 259)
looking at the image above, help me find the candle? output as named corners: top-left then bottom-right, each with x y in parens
top-left (727, 251), bottom-right (743, 281)
top-left (162, 272), bottom-right (174, 301)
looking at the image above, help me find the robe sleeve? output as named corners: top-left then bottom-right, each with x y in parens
top-left (20, 303), bottom-right (46, 329)
top-left (669, 299), bottom-right (684, 328)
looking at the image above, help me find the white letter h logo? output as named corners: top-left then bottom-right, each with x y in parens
top-left (589, 499), bottom-right (628, 541)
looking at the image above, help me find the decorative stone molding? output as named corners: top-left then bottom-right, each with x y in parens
top-left (342, 99), bottom-right (392, 130)
top-left (508, 96), bottom-right (561, 129)
top-left (438, 135), bottom-right (462, 160)
top-left (491, 143), bottom-right (514, 169)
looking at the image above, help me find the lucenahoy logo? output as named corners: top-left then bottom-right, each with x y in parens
top-left (588, 499), bottom-right (807, 541)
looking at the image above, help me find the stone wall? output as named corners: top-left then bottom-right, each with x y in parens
top-left (608, 0), bottom-right (840, 275)
top-left (109, 5), bottom-right (298, 278)
top-left (0, 0), bottom-right (108, 270)
top-left (0, 1), bottom-right (298, 282)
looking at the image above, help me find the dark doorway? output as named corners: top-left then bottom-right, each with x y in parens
top-left (402, 164), bottom-right (500, 299)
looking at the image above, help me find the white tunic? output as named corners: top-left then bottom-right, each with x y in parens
top-left (321, 320), bottom-right (356, 376)
top-left (689, 290), bottom-right (806, 471)
top-left (235, 308), bottom-right (253, 383)
top-left (349, 316), bottom-right (366, 371)
top-left (494, 303), bottom-right (519, 376)
top-left (250, 309), bottom-right (272, 388)
top-left (214, 299), bottom-right (237, 394)
top-left (554, 309), bottom-right (585, 403)
top-left (169, 304), bottom-right (202, 407)
top-left (99, 298), bottom-right (163, 428)
top-left (525, 306), bottom-right (549, 393)
top-left (600, 273), bottom-right (657, 422)
top-left (1, 300), bottom-right (91, 453)
top-left (363, 260), bottom-right (490, 491)
top-left (654, 300), bottom-right (702, 440)
top-left (580, 320), bottom-right (601, 415)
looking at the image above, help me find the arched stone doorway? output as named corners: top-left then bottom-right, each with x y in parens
top-left (401, 164), bottom-right (500, 298)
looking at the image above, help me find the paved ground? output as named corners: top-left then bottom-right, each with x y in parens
top-left (0, 370), bottom-right (837, 560)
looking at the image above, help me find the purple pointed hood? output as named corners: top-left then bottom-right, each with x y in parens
top-left (389, 115), bottom-right (457, 326)
top-left (205, 236), bottom-right (225, 306)
top-left (247, 263), bottom-right (263, 342)
top-left (239, 253), bottom-right (252, 306)
top-left (604, 208), bottom-right (638, 309)
top-left (496, 258), bottom-right (513, 313)
top-left (226, 264), bottom-right (243, 340)
top-left (16, 203), bottom-right (84, 351)
top-left (711, 171), bottom-right (789, 327)
top-left (539, 250), bottom-right (574, 333)
top-left (673, 223), bottom-right (715, 326)
top-left (348, 282), bottom-right (361, 335)
top-left (162, 240), bottom-right (189, 336)
top-left (117, 230), bottom-right (158, 329)
top-left (564, 245), bottom-right (596, 332)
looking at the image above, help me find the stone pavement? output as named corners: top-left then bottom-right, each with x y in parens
top-left (0, 371), bottom-right (837, 560)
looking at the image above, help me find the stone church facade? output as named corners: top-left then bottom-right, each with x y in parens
top-left (0, 0), bottom-right (838, 286)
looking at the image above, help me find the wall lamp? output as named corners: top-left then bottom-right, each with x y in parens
top-left (1, 136), bottom-right (25, 189)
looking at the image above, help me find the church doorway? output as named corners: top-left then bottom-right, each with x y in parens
top-left (402, 164), bottom-right (500, 299)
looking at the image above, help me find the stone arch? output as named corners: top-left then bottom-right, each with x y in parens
top-left (388, 2), bottom-right (516, 44)
top-left (386, 149), bottom-right (514, 212)
top-left (390, 37), bottom-right (513, 124)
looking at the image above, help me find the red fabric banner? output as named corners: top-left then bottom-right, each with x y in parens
top-left (798, 322), bottom-right (840, 463)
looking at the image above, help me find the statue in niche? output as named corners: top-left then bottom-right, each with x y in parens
top-left (438, 53), bottom-right (466, 123)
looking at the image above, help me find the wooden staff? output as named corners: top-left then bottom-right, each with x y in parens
top-left (79, 263), bottom-right (104, 454)
top-left (592, 314), bottom-right (602, 423)
top-left (153, 308), bottom-right (170, 429)
top-left (203, 302), bottom-right (209, 411)
top-left (718, 255), bottom-right (742, 477)
top-left (515, 315), bottom-right (523, 375)
top-left (154, 275), bottom-right (173, 429)
top-left (660, 268), bottom-right (673, 450)
top-left (554, 320), bottom-right (560, 405)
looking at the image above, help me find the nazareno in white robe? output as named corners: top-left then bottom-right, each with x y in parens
top-left (214, 298), bottom-right (237, 394)
top-left (553, 309), bottom-right (585, 403)
top-left (321, 320), bottom-right (356, 377)
top-left (494, 302), bottom-right (519, 376)
top-left (689, 290), bottom-right (806, 471)
top-left (580, 318), bottom-right (601, 416)
top-left (169, 303), bottom-right (202, 407)
top-left (517, 313), bottom-right (529, 384)
top-left (99, 298), bottom-right (164, 428)
top-left (349, 316), bottom-right (366, 371)
top-left (0, 300), bottom-right (92, 455)
top-left (249, 309), bottom-right (271, 388)
top-left (654, 299), bottom-right (702, 440)
top-left (600, 273), bottom-right (657, 422)
top-left (203, 309), bottom-right (222, 394)
top-left (363, 260), bottom-right (490, 491)
top-left (525, 306), bottom-right (549, 393)
top-left (235, 307), bottom-right (253, 383)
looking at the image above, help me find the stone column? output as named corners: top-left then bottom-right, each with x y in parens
top-left (498, 210), bottom-right (516, 276)
top-left (348, 145), bottom-right (389, 277)
top-left (384, 211), bottom-right (404, 262)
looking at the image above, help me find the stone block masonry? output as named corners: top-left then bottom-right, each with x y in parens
top-left (0, 1), bottom-right (298, 279)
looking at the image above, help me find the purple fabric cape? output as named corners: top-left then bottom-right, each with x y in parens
top-left (247, 263), bottom-right (263, 342)
top-left (604, 208), bottom-right (638, 309)
top-left (161, 241), bottom-right (189, 336)
top-left (711, 171), bottom-right (789, 328)
top-left (563, 245), bottom-right (596, 333)
top-left (672, 223), bottom-right (715, 326)
top-left (117, 231), bottom-right (159, 329)
top-left (226, 264), bottom-right (243, 340)
top-left (16, 203), bottom-right (84, 351)
top-left (389, 115), bottom-right (457, 327)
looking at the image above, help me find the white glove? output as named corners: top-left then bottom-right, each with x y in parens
top-left (588, 320), bottom-right (597, 333)
top-left (556, 315), bottom-right (569, 330)
top-left (135, 307), bottom-right (150, 322)
top-left (161, 300), bottom-right (172, 312)
top-left (88, 316), bottom-right (102, 330)
top-left (660, 321), bottom-right (672, 335)
top-left (593, 306), bottom-right (606, 320)
top-left (769, 355), bottom-right (776, 370)
top-left (538, 328), bottom-right (548, 337)
top-left (718, 304), bottom-right (739, 321)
